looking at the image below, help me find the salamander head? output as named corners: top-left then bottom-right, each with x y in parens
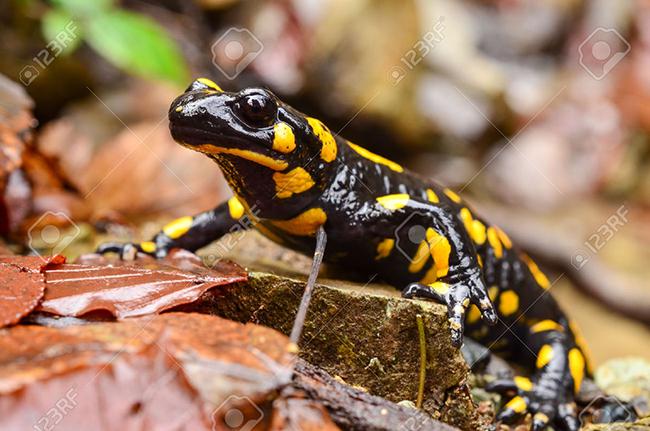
top-left (168, 78), bottom-right (339, 212)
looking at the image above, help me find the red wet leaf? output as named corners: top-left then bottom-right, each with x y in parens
top-left (0, 261), bottom-right (45, 327)
top-left (0, 254), bottom-right (66, 273)
top-left (37, 250), bottom-right (247, 319)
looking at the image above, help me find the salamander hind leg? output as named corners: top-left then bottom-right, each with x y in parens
top-left (486, 324), bottom-right (587, 431)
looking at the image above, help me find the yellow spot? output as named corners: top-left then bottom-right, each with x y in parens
top-left (514, 376), bottom-right (533, 391)
top-left (307, 117), bottom-right (337, 162)
top-left (426, 228), bottom-right (451, 278)
top-left (498, 290), bottom-right (519, 316)
top-left (505, 396), bottom-right (527, 414)
top-left (466, 305), bottom-right (481, 324)
top-left (271, 208), bottom-right (327, 236)
top-left (530, 320), bottom-right (564, 333)
top-left (377, 194), bottom-right (410, 210)
top-left (496, 227), bottom-right (512, 249)
top-left (471, 220), bottom-right (487, 245)
top-left (444, 189), bottom-right (462, 203)
top-left (459, 208), bottom-right (486, 245)
top-left (140, 241), bottom-right (156, 253)
top-left (459, 208), bottom-right (472, 226)
top-left (488, 286), bottom-right (499, 302)
top-left (426, 188), bottom-right (439, 203)
top-left (347, 142), bottom-right (403, 172)
top-left (522, 254), bottom-right (551, 289)
top-left (449, 319), bottom-right (462, 331)
top-left (569, 320), bottom-right (594, 374)
top-left (227, 196), bottom-right (245, 219)
top-left (175, 106), bottom-right (183, 112)
top-left (197, 77), bottom-right (222, 91)
top-left (487, 227), bottom-right (503, 258)
top-left (534, 413), bottom-right (549, 424)
top-left (375, 238), bottom-right (394, 260)
top-left (163, 216), bottom-right (193, 239)
top-left (272, 167), bottom-right (315, 198)
top-left (568, 348), bottom-right (585, 393)
top-left (536, 344), bottom-right (554, 369)
top-left (272, 122), bottom-right (296, 153)
top-left (409, 240), bottom-right (431, 273)
top-left (194, 145), bottom-right (288, 171)
top-left (477, 254), bottom-right (483, 268)
top-left (430, 282), bottom-right (449, 296)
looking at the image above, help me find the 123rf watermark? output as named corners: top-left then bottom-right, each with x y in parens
top-left (211, 27), bottom-right (263, 80)
top-left (578, 27), bottom-right (630, 81)
top-left (203, 203), bottom-right (260, 267)
top-left (27, 211), bottom-right (81, 262)
top-left (389, 17), bottom-right (446, 86)
top-left (211, 395), bottom-right (263, 431)
top-left (19, 21), bottom-right (78, 86)
top-left (33, 387), bottom-right (78, 431)
top-left (572, 204), bottom-right (629, 270)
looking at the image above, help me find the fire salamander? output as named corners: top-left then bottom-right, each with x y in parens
top-left (99, 78), bottom-right (591, 431)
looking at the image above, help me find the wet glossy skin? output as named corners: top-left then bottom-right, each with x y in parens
top-left (99, 78), bottom-right (591, 431)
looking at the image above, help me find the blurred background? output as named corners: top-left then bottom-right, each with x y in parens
top-left (0, 0), bottom-right (649, 369)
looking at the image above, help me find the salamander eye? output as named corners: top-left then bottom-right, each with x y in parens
top-left (236, 92), bottom-right (277, 127)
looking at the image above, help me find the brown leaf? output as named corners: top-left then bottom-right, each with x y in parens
top-left (269, 396), bottom-right (341, 431)
top-left (0, 74), bottom-right (35, 236)
top-left (37, 250), bottom-right (247, 319)
top-left (0, 313), bottom-right (297, 431)
top-left (0, 261), bottom-right (45, 327)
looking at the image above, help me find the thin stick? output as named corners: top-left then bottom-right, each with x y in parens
top-left (289, 226), bottom-right (327, 345)
top-left (416, 313), bottom-right (427, 408)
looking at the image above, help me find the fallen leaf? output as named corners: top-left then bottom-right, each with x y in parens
top-left (0, 255), bottom-right (69, 327)
top-left (38, 250), bottom-right (247, 319)
top-left (0, 262), bottom-right (45, 327)
top-left (0, 74), bottom-right (35, 236)
top-left (0, 313), bottom-right (298, 430)
top-left (269, 396), bottom-right (341, 431)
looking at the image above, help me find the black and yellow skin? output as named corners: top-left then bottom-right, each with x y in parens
top-left (99, 78), bottom-right (591, 431)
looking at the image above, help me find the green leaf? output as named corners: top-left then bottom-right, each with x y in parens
top-left (50, 0), bottom-right (113, 16)
top-left (41, 9), bottom-right (82, 55)
top-left (85, 10), bottom-right (189, 86)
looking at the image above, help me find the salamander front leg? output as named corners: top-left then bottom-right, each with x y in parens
top-left (402, 266), bottom-right (495, 347)
top-left (97, 197), bottom-right (251, 259)
top-left (373, 198), bottom-right (497, 346)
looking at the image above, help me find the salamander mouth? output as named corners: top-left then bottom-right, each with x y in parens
top-left (169, 125), bottom-right (288, 171)
top-left (169, 124), bottom-right (223, 145)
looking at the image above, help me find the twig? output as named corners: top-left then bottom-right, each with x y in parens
top-left (416, 313), bottom-right (427, 408)
top-left (289, 226), bottom-right (327, 345)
